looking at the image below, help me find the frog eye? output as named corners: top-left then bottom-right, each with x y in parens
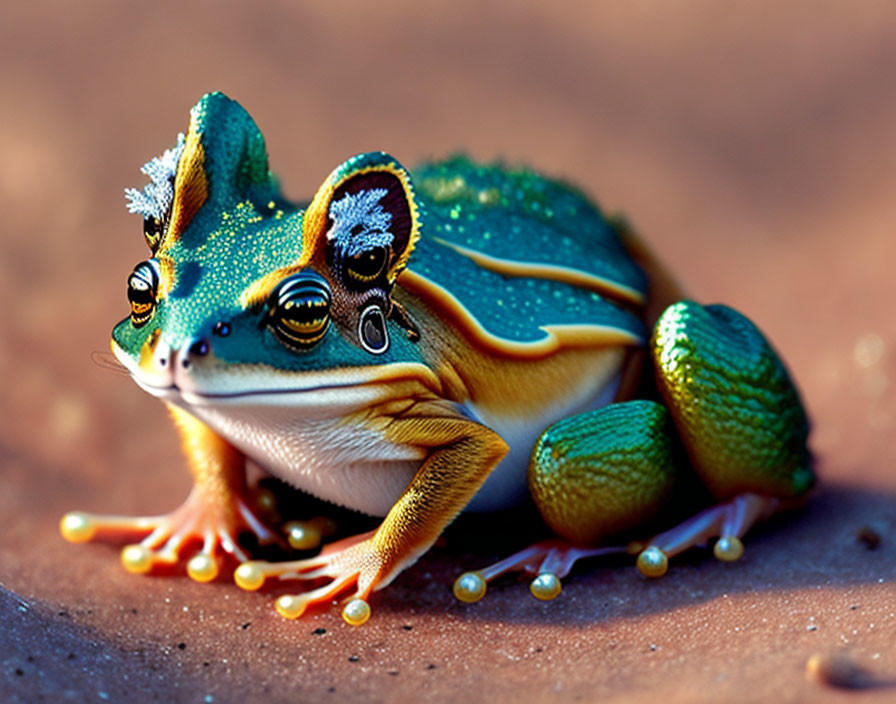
top-left (344, 246), bottom-right (389, 285)
top-left (269, 272), bottom-right (331, 348)
top-left (127, 259), bottom-right (160, 327)
top-left (358, 304), bottom-right (390, 354)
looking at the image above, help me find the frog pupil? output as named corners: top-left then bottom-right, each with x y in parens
top-left (346, 247), bottom-right (388, 284)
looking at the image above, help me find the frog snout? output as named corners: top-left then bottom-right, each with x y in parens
top-left (147, 336), bottom-right (211, 374)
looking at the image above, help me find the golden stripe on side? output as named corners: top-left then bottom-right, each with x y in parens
top-left (398, 269), bottom-right (643, 360)
top-left (431, 237), bottom-right (645, 306)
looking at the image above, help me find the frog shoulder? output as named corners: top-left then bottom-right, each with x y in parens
top-left (411, 156), bottom-right (647, 306)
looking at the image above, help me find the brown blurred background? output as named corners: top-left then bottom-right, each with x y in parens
top-left (1, 2), bottom-right (895, 702)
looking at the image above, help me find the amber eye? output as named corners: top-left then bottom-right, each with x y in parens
top-left (127, 259), bottom-right (160, 327)
top-left (269, 272), bottom-right (331, 348)
top-left (345, 246), bottom-right (388, 285)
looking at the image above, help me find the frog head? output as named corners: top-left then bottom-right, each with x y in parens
top-left (112, 92), bottom-right (429, 405)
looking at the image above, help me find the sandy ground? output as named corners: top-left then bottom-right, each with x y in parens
top-left (2, 2), bottom-right (895, 702)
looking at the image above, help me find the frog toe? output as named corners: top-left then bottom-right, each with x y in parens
top-left (638, 492), bottom-right (778, 576)
top-left (273, 574), bottom-right (360, 620)
top-left (453, 539), bottom-right (628, 604)
top-left (529, 572), bottom-right (563, 601)
top-left (119, 540), bottom-right (220, 581)
top-left (273, 586), bottom-right (372, 626)
top-left (234, 530), bottom-right (387, 623)
top-left (635, 545), bottom-right (669, 578)
top-left (63, 487), bottom-right (282, 580)
top-left (453, 571), bottom-right (488, 603)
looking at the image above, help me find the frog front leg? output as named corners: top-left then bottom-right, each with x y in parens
top-left (234, 401), bottom-right (508, 624)
top-left (60, 403), bottom-right (280, 581)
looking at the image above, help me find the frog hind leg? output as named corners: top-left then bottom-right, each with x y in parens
top-left (455, 302), bottom-right (815, 601)
top-left (232, 400), bottom-right (507, 625)
top-left (652, 301), bottom-right (814, 500)
top-left (633, 301), bottom-right (815, 574)
top-left (60, 403), bottom-right (281, 582)
top-left (453, 400), bottom-right (684, 603)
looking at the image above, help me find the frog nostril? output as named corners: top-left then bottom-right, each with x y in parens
top-left (189, 339), bottom-right (210, 357)
top-left (182, 340), bottom-right (209, 367)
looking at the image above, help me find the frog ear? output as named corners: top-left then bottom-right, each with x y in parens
top-left (300, 152), bottom-right (420, 284)
top-left (126, 92), bottom-right (275, 255)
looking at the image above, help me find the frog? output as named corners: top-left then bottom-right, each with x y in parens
top-left (60, 92), bottom-right (813, 626)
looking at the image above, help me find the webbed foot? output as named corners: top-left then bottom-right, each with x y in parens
top-left (60, 486), bottom-right (280, 582)
top-left (634, 492), bottom-right (779, 577)
top-left (452, 493), bottom-right (781, 603)
top-left (234, 530), bottom-right (383, 624)
top-left (453, 540), bottom-right (629, 603)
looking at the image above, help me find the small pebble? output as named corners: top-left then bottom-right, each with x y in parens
top-left (806, 652), bottom-right (874, 690)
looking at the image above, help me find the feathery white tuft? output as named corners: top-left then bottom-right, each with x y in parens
top-left (124, 133), bottom-right (186, 221)
top-left (327, 188), bottom-right (394, 256)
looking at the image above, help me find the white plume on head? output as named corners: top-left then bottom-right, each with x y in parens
top-left (327, 188), bottom-right (394, 257)
top-left (124, 133), bottom-right (186, 221)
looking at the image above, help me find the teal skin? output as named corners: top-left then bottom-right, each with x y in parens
top-left (69, 91), bottom-right (812, 619)
top-left (113, 96), bottom-right (646, 375)
top-left (112, 114), bottom-right (425, 375)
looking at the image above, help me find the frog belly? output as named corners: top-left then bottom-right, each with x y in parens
top-left (173, 364), bottom-right (620, 516)
top-left (464, 371), bottom-right (622, 512)
top-left (175, 399), bottom-right (426, 517)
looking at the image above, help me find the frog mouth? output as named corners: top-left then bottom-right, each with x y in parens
top-left (112, 340), bottom-right (440, 407)
top-left (132, 375), bottom-right (390, 405)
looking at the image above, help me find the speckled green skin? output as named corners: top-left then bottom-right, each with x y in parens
top-left (113, 93), bottom-right (645, 372)
top-left (414, 156), bottom-right (644, 294)
top-left (651, 301), bottom-right (813, 499)
top-left (411, 157), bottom-right (646, 343)
top-left (528, 401), bottom-right (683, 544)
